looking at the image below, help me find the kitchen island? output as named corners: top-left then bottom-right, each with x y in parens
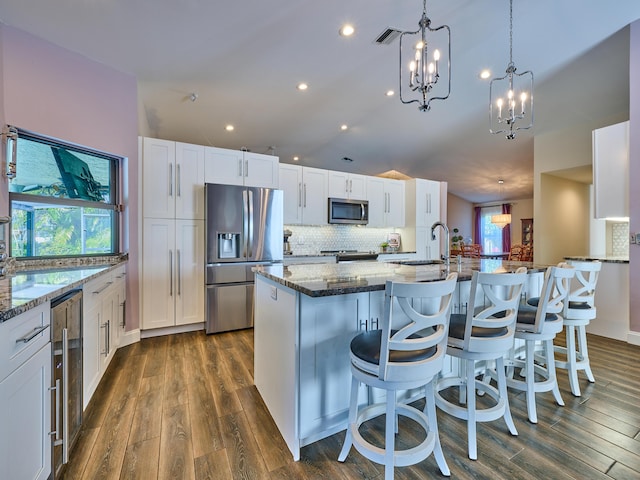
top-left (253, 259), bottom-right (546, 460)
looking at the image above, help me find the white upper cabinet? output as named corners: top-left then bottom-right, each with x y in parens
top-left (142, 138), bottom-right (205, 220)
top-left (366, 177), bottom-right (405, 228)
top-left (205, 146), bottom-right (279, 188)
top-left (279, 164), bottom-right (328, 225)
top-left (405, 178), bottom-right (442, 227)
top-left (593, 120), bottom-right (629, 218)
top-left (327, 170), bottom-right (367, 200)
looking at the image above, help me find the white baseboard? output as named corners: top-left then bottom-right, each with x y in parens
top-left (628, 330), bottom-right (640, 346)
top-left (119, 329), bottom-right (141, 347)
top-left (140, 322), bottom-right (205, 339)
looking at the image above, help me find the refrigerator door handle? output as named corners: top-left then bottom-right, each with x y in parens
top-left (248, 189), bottom-right (254, 258)
top-left (242, 189), bottom-right (249, 257)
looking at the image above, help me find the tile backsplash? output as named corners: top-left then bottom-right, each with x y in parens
top-left (285, 225), bottom-right (401, 255)
top-left (610, 222), bottom-right (629, 256)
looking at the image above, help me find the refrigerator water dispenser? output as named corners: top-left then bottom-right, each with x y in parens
top-left (218, 232), bottom-right (240, 259)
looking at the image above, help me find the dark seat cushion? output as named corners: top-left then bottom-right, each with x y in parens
top-left (529, 297), bottom-right (591, 310)
top-left (448, 313), bottom-right (508, 340)
top-left (350, 330), bottom-right (436, 365)
top-left (516, 309), bottom-right (558, 325)
top-left (568, 301), bottom-right (591, 309)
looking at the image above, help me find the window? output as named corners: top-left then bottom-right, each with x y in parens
top-left (479, 205), bottom-right (503, 253)
top-left (8, 129), bottom-right (121, 258)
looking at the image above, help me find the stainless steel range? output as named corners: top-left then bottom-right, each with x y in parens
top-left (205, 183), bottom-right (283, 333)
top-left (320, 249), bottom-right (379, 263)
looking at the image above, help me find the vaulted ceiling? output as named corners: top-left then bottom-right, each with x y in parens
top-left (1, 0), bottom-right (639, 202)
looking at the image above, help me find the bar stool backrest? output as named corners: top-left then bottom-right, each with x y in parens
top-left (566, 260), bottom-right (601, 308)
top-left (459, 267), bottom-right (528, 353)
top-left (379, 273), bottom-right (458, 382)
top-left (522, 263), bottom-right (575, 334)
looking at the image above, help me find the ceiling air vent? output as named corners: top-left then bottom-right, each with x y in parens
top-left (374, 27), bottom-right (402, 45)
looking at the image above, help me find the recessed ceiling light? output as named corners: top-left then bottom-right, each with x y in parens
top-left (386, 90), bottom-right (395, 97)
top-left (340, 124), bottom-right (348, 131)
top-left (297, 82), bottom-right (308, 91)
top-left (339, 24), bottom-right (355, 37)
top-left (480, 69), bottom-right (491, 79)
top-left (225, 124), bottom-right (235, 132)
top-left (293, 156), bottom-right (300, 161)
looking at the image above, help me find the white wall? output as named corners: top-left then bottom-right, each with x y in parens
top-left (0, 25), bottom-right (140, 329)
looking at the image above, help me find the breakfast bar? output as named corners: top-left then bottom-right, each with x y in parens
top-left (253, 258), bottom-right (546, 460)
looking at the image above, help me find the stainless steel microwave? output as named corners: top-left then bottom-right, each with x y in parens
top-left (328, 197), bottom-right (369, 225)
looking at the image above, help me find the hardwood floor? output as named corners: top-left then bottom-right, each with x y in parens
top-left (61, 329), bottom-right (640, 479)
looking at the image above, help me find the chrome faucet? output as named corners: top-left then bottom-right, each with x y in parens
top-left (431, 221), bottom-right (450, 265)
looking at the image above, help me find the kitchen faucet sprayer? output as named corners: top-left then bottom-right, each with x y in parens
top-left (431, 221), bottom-right (450, 266)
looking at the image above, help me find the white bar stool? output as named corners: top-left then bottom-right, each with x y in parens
top-left (435, 267), bottom-right (528, 460)
top-left (556, 260), bottom-right (601, 396)
top-left (338, 274), bottom-right (458, 480)
top-left (505, 263), bottom-right (575, 424)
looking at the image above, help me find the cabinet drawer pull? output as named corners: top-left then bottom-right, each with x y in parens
top-left (15, 324), bottom-right (49, 344)
top-left (92, 281), bottom-right (113, 295)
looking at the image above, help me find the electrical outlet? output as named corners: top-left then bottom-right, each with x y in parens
top-left (631, 233), bottom-right (637, 244)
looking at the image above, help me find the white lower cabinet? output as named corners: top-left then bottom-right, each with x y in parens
top-left (83, 270), bottom-right (118, 409)
top-left (0, 303), bottom-right (51, 480)
top-left (142, 218), bottom-right (204, 330)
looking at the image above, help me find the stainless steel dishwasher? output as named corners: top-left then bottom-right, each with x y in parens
top-left (50, 289), bottom-right (83, 480)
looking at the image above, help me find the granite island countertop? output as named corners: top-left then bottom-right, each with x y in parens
top-left (254, 258), bottom-right (548, 297)
top-left (0, 257), bottom-right (127, 323)
top-left (564, 255), bottom-right (629, 264)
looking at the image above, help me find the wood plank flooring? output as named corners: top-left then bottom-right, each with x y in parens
top-left (61, 329), bottom-right (640, 479)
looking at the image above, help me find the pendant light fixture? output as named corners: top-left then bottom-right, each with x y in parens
top-left (399, 0), bottom-right (451, 112)
top-left (491, 179), bottom-right (511, 228)
top-left (489, 0), bottom-right (533, 139)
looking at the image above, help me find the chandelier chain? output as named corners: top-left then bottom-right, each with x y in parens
top-left (509, 0), bottom-right (513, 66)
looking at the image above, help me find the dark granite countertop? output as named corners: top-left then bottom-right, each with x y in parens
top-left (254, 258), bottom-right (547, 297)
top-left (0, 258), bottom-right (127, 323)
top-left (564, 255), bottom-right (629, 264)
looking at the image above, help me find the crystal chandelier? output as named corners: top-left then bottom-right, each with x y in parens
top-left (490, 0), bottom-right (533, 139)
top-left (399, 0), bottom-right (451, 112)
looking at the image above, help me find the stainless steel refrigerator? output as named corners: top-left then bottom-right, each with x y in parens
top-left (205, 183), bottom-right (283, 333)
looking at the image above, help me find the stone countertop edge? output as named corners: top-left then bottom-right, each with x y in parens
top-left (254, 259), bottom-right (547, 298)
top-left (564, 256), bottom-right (629, 264)
top-left (0, 259), bottom-right (128, 324)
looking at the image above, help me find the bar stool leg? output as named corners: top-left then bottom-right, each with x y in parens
top-left (578, 325), bottom-right (595, 383)
top-left (525, 340), bottom-right (538, 424)
top-left (424, 381), bottom-right (450, 476)
top-left (338, 376), bottom-right (359, 462)
top-left (384, 391), bottom-right (396, 480)
top-left (466, 360), bottom-right (477, 460)
top-left (565, 325), bottom-right (581, 396)
top-left (546, 339), bottom-right (564, 407)
top-left (496, 356), bottom-right (518, 436)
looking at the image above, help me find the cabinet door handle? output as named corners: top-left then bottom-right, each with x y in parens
top-left (169, 163), bottom-right (173, 197)
top-left (303, 184), bottom-right (307, 208)
top-left (101, 321), bottom-right (110, 356)
top-left (177, 250), bottom-right (181, 295)
top-left (169, 250), bottom-right (173, 296)
top-left (238, 159), bottom-right (243, 177)
top-left (298, 183), bottom-right (302, 207)
top-left (92, 281), bottom-right (112, 295)
top-left (245, 159), bottom-right (249, 178)
top-left (120, 300), bottom-right (126, 328)
top-left (62, 327), bottom-right (69, 462)
top-left (48, 378), bottom-right (61, 441)
top-left (350, 179), bottom-right (353, 193)
top-left (177, 164), bottom-right (181, 197)
top-left (15, 324), bottom-right (49, 344)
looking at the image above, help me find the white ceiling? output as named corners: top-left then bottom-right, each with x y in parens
top-left (1, 0), bottom-right (639, 202)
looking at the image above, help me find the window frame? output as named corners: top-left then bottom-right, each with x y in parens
top-left (8, 127), bottom-right (122, 259)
